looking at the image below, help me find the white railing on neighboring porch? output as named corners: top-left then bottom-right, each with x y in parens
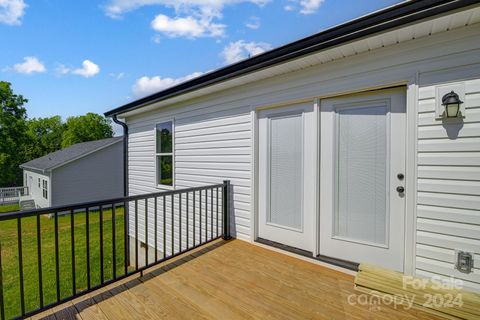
top-left (0, 186), bottom-right (29, 204)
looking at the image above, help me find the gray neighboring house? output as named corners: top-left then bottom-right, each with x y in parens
top-left (20, 137), bottom-right (123, 208)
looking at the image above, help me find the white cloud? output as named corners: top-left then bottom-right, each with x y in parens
top-left (13, 56), bottom-right (46, 74)
top-left (55, 64), bottom-right (70, 76)
top-left (104, 0), bottom-right (269, 18)
top-left (0, 0), bottom-right (27, 25)
top-left (245, 16), bottom-right (260, 29)
top-left (55, 60), bottom-right (101, 77)
top-left (151, 14), bottom-right (224, 38)
top-left (221, 40), bottom-right (271, 65)
top-left (72, 60), bottom-right (100, 78)
top-left (284, 0), bottom-right (324, 14)
top-left (299, 0), bottom-right (324, 14)
top-left (133, 71), bottom-right (204, 97)
top-left (109, 72), bottom-right (125, 80)
top-left (105, 0), bottom-right (270, 38)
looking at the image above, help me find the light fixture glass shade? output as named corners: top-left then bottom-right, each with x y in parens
top-left (442, 91), bottom-right (463, 119)
top-left (446, 103), bottom-right (460, 118)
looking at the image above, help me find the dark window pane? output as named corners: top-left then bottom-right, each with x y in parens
top-left (156, 121), bottom-right (172, 153)
top-left (157, 155), bottom-right (173, 186)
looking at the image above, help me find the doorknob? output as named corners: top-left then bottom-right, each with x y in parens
top-left (396, 186), bottom-right (405, 193)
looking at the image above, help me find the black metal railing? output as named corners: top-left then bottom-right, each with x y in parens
top-left (0, 181), bottom-right (230, 320)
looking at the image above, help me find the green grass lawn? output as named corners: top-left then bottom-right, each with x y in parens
top-left (0, 207), bottom-right (126, 319)
top-left (0, 204), bottom-right (20, 213)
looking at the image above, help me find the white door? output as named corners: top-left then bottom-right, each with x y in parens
top-left (258, 103), bottom-right (316, 252)
top-left (319, 88), bottom-right (406, 271)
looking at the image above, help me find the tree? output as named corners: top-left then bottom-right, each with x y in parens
top-left (61, 113), bottom-right (113, 148)
top-left (0, 82), bottom-right (28, 187)
top-left (25, 116), bottom-right (65, 161)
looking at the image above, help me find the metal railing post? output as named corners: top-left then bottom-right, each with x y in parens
top-left (222, 180), bottom-right (231, 240)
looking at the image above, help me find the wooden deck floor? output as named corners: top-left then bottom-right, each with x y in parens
top-left (30, 240), bottom-right (443, 320)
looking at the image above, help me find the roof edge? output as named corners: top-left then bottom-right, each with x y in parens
top-left (105, 0), bottom-right (479, 117)
top-left (19, 137), bottom-right (123, 172)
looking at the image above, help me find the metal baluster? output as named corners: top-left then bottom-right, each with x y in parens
top-left (199, 190), bottom-right (202, 243)
top-left (179, 194), bottom-right (182, 251)
top-left (100, 206), bottom-right (104, 284)
top-left (36, 215), bottom-right (43, 308)
top-left (123, 202), bottom-right (128, 276)
top-left (54, 212), bottom-right (60, 301)
top-left (154, 197), bottom-right (158, 262)
top-left (205, 189), bottom-right (208, 242)
top-left (186, 192), bottom-right (189, 249)
top-left (17, 218), bottom-right (25, 316)
top-left (0, 241), bottom-right (4, 320)
top-left (193, 191), bottom-right (196, 246)
top-left (70, 209), bottom-right (76, 295)
top-left (86, 208), bottom-right (91, 289)
top-left (135, 200), bottom-right (138, 270)
top-left (145, 199), bottom-right (148, 266)
top-left (211, 188), bottom-right (214, 240)
top-left (171, 194), bottom-right (174, 256)
top-left (163, 196), bottom-right (166, 259)
top-left (112, 204), bottom-right (116, 280)
top-left (216, 187), bottom-right (219, 238)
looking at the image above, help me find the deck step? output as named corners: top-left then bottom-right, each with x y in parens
top-left (20, 200), bottom-right (36, 210)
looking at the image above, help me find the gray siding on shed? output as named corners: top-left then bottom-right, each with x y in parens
top-left (51, 141), bottom-right (123, 206)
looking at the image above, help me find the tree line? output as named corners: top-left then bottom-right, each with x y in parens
top-left (0, 81), bottom-right (114, 187)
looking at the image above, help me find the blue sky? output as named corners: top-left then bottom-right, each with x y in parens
top-left (0, 0), bottom-right (400, 121)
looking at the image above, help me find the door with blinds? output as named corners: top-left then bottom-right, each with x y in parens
top-left (258, 103), bottom-right (316, 252)
top-left (319, 88), bottom-right (406, 271)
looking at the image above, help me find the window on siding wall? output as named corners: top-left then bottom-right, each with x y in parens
top-left (42, 180), bottom-right (48, 199)
top-left (156, 121), bottom-right (174, 187)
top-left (38, 178), bottom-right (40, 188)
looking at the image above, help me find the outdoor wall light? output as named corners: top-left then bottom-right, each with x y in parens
top-left (442, 91), bottom-right (463, 118)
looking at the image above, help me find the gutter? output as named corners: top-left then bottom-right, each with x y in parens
top-left (112, 115), bottom-right (129, 197)
top-left (104, 0), bottom-right (479, 117)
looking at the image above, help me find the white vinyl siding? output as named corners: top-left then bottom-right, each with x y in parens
top-left (416, 77), bottom-right (480, 291)
top-left (128, 106), bottom-right (251, 243)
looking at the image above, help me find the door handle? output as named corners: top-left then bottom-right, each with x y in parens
top-left (396, 186), bottom-right (405, 193)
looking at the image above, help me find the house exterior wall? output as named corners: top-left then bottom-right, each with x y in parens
top-left (125, 23), bottom-right (480, 288)
top-left (51, 141), bottom-right (123, 207)
top-left (415, 76), bottom-right (480, 292)
top-left (23, 169), bottom-right (51, 208)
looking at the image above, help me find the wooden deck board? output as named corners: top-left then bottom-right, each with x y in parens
top-left (34, 240), bottom-right (444, 320)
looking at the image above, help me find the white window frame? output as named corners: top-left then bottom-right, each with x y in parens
top-left (155, 119), bottom-right (175, 189)
top-left (42, 180), bottom-right (48, 199)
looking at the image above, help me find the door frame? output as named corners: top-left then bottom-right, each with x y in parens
top-left (251, 81), bottom-right (417, 275)
top-left (318, 89), bottom-right (406, 271)
top-left (256, 102), bottom-right (317, 252)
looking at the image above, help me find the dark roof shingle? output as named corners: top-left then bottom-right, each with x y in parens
top-left (20, 137), bottom-right (122, 171)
